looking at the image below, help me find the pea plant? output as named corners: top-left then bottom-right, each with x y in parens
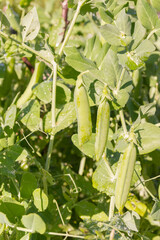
top-left (0, 0), bottom-right (160, 239)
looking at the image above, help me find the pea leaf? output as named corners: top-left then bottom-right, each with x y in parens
top-left (75, 200), bottom-right (108, 221)
top-left (21, 7), bottom-right (40, 42)
top-left (33, 188), bottom-right (48, 211)
top-left (33, 81), bottom-right (71, 106)
top-left (137, 0), bottom-right (158, 30)
top-left (122, 211), bottom-right (140, 232)
top-left (44, 102), bottom-right (76, 134)
top-left (20, 172), bottom-right (37, 199)
top-left (100, 24), bottom-right (121, 46)
top-left (0, 144), bottom-right (29, 177)
top-left (135, 39), bottom-right (155, 57)
top-left (64, 46), bottom-right (97, 72)
top-left (135, 122), bottom-right (160, 154)
top-left (0, 197), bottom-right (25, 224)
top-left (151, 201), bottom-right (160, 220)
top-left (92, 158), bottom-right (116, 196)
top-left (18, 99), bottom-right (41, 131)
top-left (0, 10), bottom-right (10, 28)
top-left (150, 0), bottom-right (160, 11)
top-left (6, 6), bottom-right (20, 32)
top-left (21, 213), bottom-right (46, 234)
top-left (0, 212), bottom-right (13, 227)
top-left (115, 9), bottom-right (131, 36)
top-left (132, 20), bottom-right (146, 50)
top-left (100, 49), bottom-right (122, 88)
top-left (4, 105), bottom-right (17, 129)
top-left (20, 234), bottom-right (30, 240)
top-left (72, 133), bottom-right (96, 158)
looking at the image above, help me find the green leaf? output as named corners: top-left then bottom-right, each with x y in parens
top-left (135, 39), bottom-right (155, 57)
top-left (122, 211), bottom-right (140, 232)
top-left (64, 46), bottom-right (97, 72)
top-left (131, 161), bottom-right (142, 186)
top-left (44, 102), bottom-right (76, 134)
top-left (90, 36), bottom-right (102, 62)
top-left (137, 0), bottom-right (158, 30)
top-left (0, 144), bottom-right (29, 177)
top-left (0, 212), bottom-right (13, 227)
top-left (115, 9), bottom-right (131, 36)
top-left (96, 42), bottom-right (110, 68)
top-left (6, 5), bottom-right (20, 33)
top-left (151, 201), bottom-right (160, 220)
top-left (0, 197), bottom-right (25, 223)
top-left (20, 233), bottom-right (30, 240)
top-left (4, 104), bottom-right (17, 128)
top-left (21, 213), bottom-right (46, 234)
top-left (18, 99), bottom-right (41, 131)
top-left (75, 200), bottom-right (108, 221)
top-left (140, 102), bottom-right (156, 118)
top-left (100, 50), bottom-right (133, 108)
top-left (92, 158), bottom-right (116, 196)
top-left (0, 10), bottom-right (10, 28)
top-left (99, 8), bottom-right (113, 24)
top-left (150, 0), bottom-right (160, 11)
top-left (33, 188), bottom-right (48, 211)
top-left (135, 122), bottom-right (160, 154)
top-left (20, 172), bottom-right (37, 199)
top-left (100, 49), bottom-right (121, 88)
top-left (100, 24), bottom-right (121, 46)
top-left (49, 14), bottom-right (65, 47)
top-left (84, 35), bottom-right (96, 59)
top-left (33, 81), bottom-right (71, 106)
top-left (132, 20), bottom-right (146, 50)
top-left (21, 7), bottom-right (40, 42)
top-left (72, 133), bottom-right (95, 158)
top-left (0, 126), bottom-right (15, 151)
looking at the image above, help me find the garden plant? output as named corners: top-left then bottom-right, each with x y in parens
top-left (0, 0), bottom-right (160, 239)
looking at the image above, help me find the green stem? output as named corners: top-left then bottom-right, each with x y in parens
top-left (119, 110), bottom-right (128, 136)
top-left (109, 196), bottom-right (115, 221)
top-left (0, 31), bottom-right (51, 65)
top-left (15, 226), bottom-right (85, 239)
top-left (44, 0), bottom-right (85, 191)
top-left (78, 156), bottom-right (86, 175)
top-left (58, 0), bottom-right (86, 56)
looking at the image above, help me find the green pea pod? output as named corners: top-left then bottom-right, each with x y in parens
top-left (17, 61), bottom-right (45, 108)
top-left (115, 141), bottom-right (137, 214)
top-left (95, 98), bottom-right (110, 161)
top-left (74, 74), bottom-right (92, 146)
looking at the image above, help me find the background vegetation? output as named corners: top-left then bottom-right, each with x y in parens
top-left (0, 0), bottom-right (160, 239)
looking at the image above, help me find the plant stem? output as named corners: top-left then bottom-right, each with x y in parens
top-left (44, 0), bottom-right (85, 191)
top-left (109, 196), bottom-right (115, 221)
top-left (119, 110), bottom-right (128, 136)
top-left (0, 31), bottom-right (51, 65)
top-left (15, 226), bottom-right (85, 239)
top-left (58, 0), bottom-right (86, 56)
top-left (78, 156), bottom-right (86, 175)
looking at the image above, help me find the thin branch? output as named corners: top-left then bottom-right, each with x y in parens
top-left (61, 0), bottom-right (69, 42)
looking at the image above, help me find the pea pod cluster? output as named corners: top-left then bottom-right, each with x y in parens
top-left (74, 74), bottom-right (92, 146)
top-left (115, 140), bottom-right (137, 214)
top-left (95, 97), bottom-right (110, 161)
